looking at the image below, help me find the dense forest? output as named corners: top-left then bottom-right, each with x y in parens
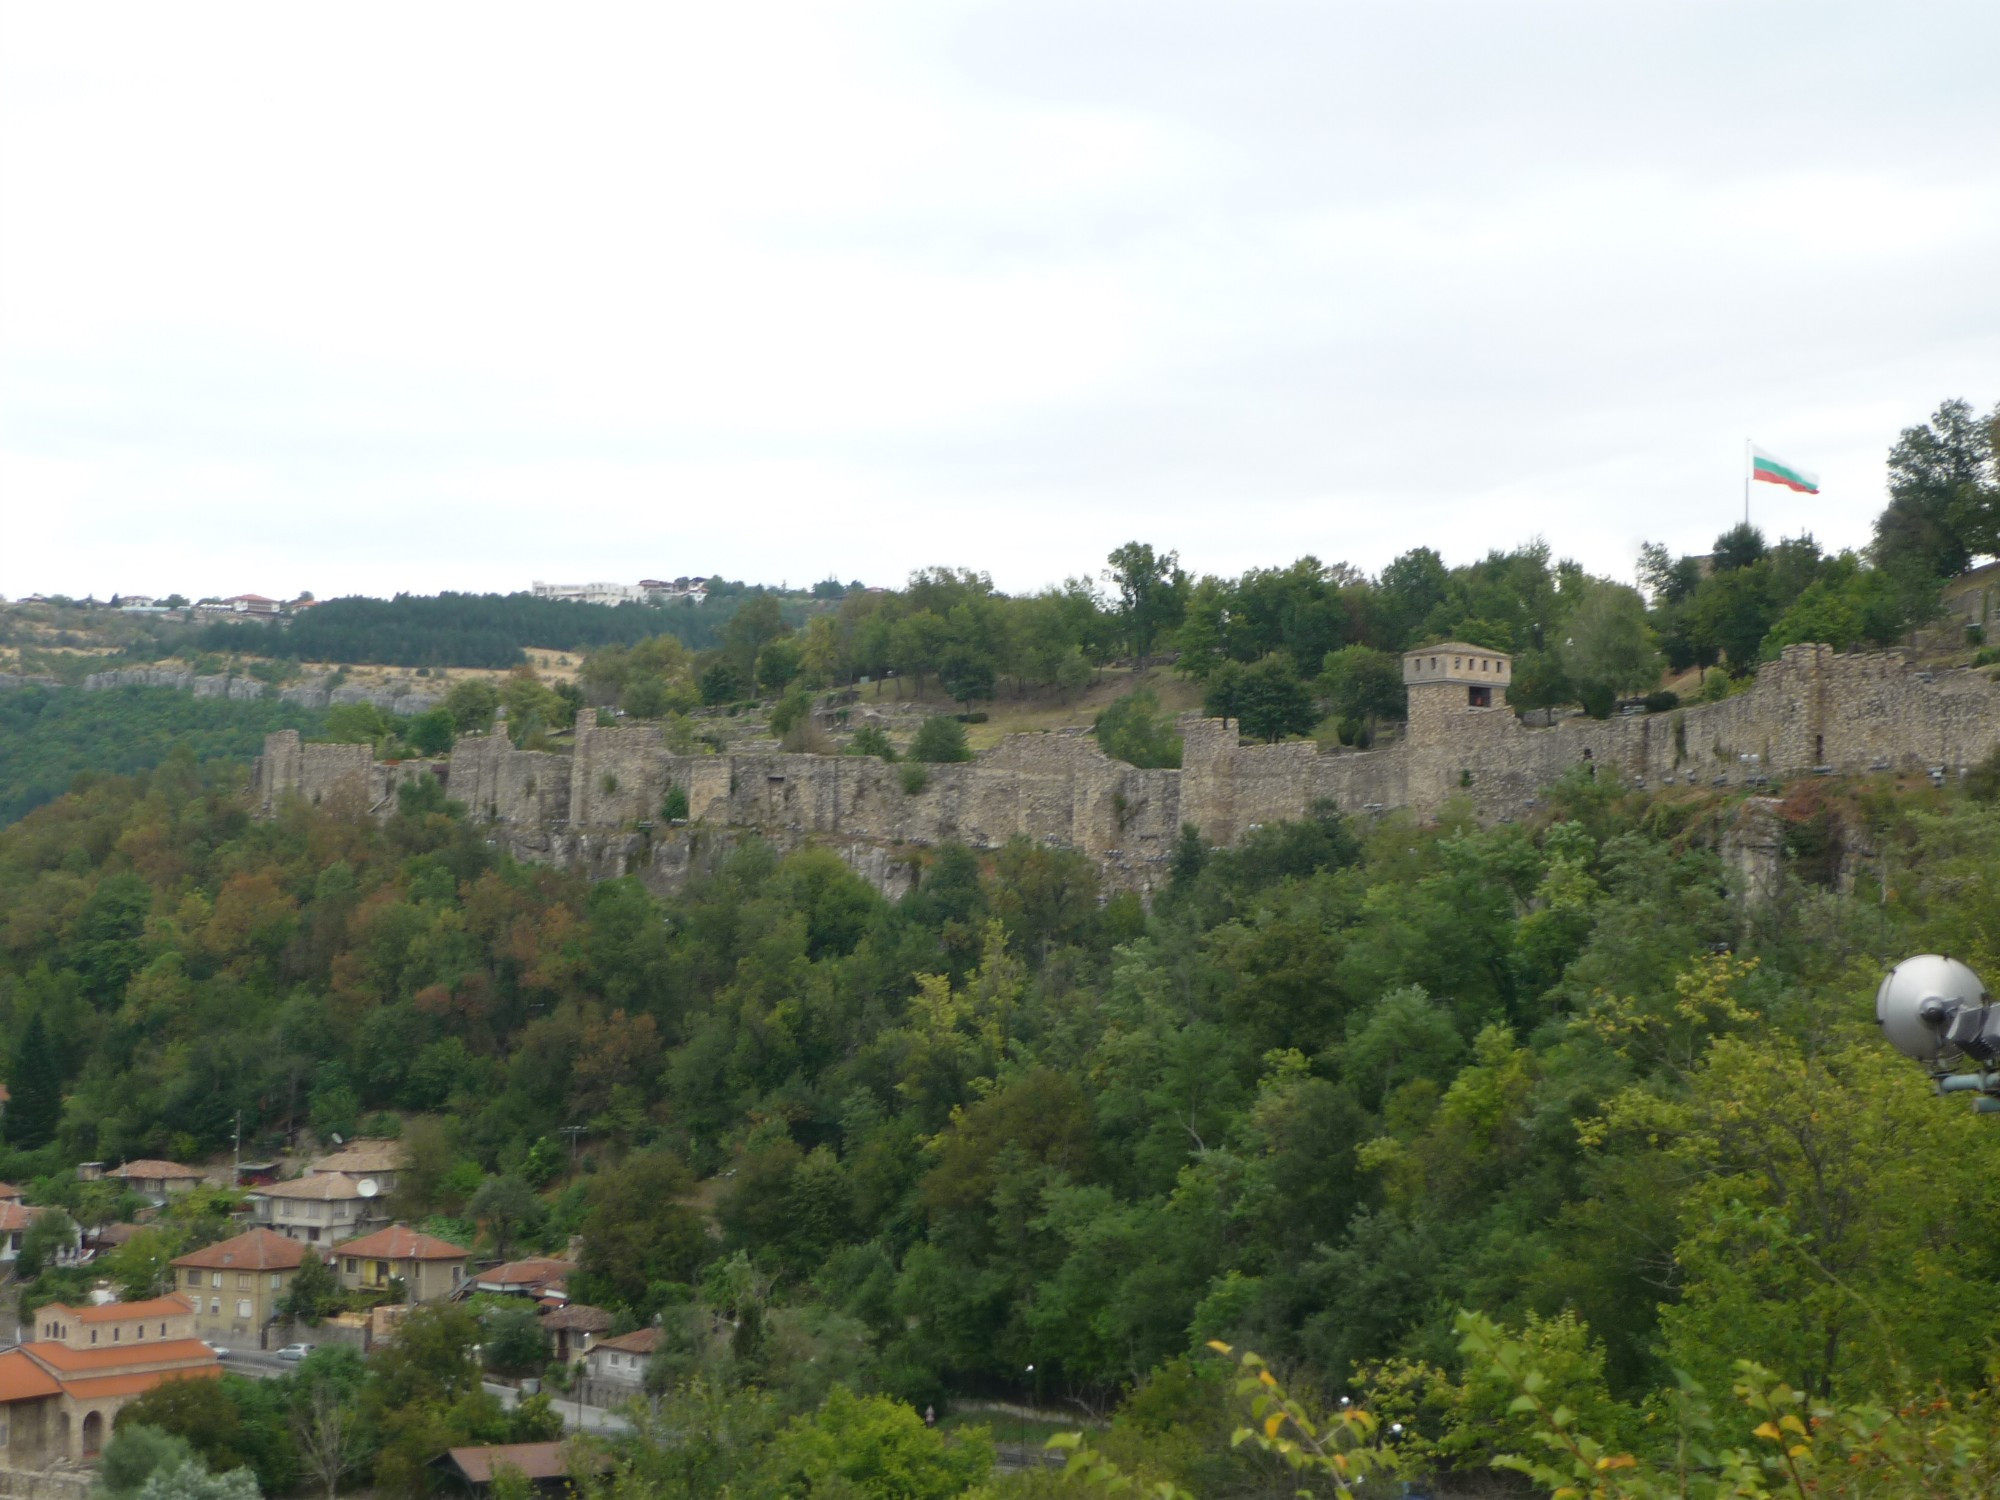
top-left (193, 586), bottom-right (813, 669)
top-left (4, 743), bottom-right (2000, 1494)
top-left (0, 685), bottom-right (326, 825)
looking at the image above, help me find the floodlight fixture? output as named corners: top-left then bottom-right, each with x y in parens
top-left (1877, 954), bottom-right (2000, 1112)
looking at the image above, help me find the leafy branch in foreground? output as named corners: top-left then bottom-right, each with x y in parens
top-left (1048, 1342), bottom-right (1396, 1499)
top-left (1456, 1309), bottom-right (2000, 1500)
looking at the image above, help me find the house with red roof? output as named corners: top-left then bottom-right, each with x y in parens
top-left (170, 1227), bottom-right (315, 1344)
top-left (333, 1225), bottom-right (470, 1303)
top-left (108, 1159), bottom-right (207, 1204)
top-left (465, 1256), bottom-right (576, 1305)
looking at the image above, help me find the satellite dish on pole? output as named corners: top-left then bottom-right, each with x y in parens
top-left (355, 1178), bottom-right (381, 1199)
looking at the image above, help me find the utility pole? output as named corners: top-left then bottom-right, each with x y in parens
top-left (559, 1126), bottom-right (586, 1177)
top-left (232, 1112), bottom-right (242, 1186)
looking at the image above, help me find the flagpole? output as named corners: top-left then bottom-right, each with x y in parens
top-left (1743, 438), bottom-right (1751, 527)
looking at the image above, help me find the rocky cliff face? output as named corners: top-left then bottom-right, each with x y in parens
top-left (78, 668), bottom-right (442, 716)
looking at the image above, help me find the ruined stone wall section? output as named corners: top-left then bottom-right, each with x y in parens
top-left (252, 729), bottom-right (303, 816)
top-left (252, 644), bottom-right (2000, 893)
top-left (297, 742), bottom-right (375, 809)
top-left (570, 723), bottom-right (673, 827)
top-left (444, 733), bottom-right (573, 825)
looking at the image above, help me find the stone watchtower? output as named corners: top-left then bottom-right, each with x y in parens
top-left (1403, 641), bottom-right (1514, 814)
top-left (1404, 642), bottom-right (1512, 717)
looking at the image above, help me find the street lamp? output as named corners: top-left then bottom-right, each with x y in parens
top-left (1022, 1364), bottom-right (1035, 1458)
top-left (1876, 954), bottom-right (2000, 1112)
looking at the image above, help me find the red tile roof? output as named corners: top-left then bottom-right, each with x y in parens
top-left (110, 1160), bottom-right (207, 1181)
top-left (43, 1295), bottom-right (193, 1325)
top-left (172, 1228), bottom-right (312, 1272)
top-left (540, 1304), bottom-right (611, 1332)
top-left (439, 1443), bottom-right (588, 1483)
top-left (0, 1201), bottom-right (45, 1232)
top-left (477, 1257), bottom-right (576, 1286)
top-left (333, 1225), bottom-right (469, 1261)
top-left (61, 1366), bottom-right (224, 1400)
top-left (592, 1328), bottom-right (661, 1355)
top-left (0, 1351), bottom-right (62, 1403)
top-left (21, 1339), bottom-right (214, 1373)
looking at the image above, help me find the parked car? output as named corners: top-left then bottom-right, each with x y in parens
top-left (276, 1343), bottom-right (313, 1361)
top-left (202, 1340), bottom-right (231, 1359)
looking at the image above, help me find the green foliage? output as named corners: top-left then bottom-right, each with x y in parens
top-left (1319, 644), bottom-right (1406, 728)
top-left (11, 648), bottom-right (2000, 1478)
top-left (468, 1173), bottom-right (545, 1261)
top-left (1104, 542), bottom-right (1189, 667)
top-left (1233, 656), bottom-right (1318, 742)
top-left (9, 1010), bottom-right (62, 1148)
top-left (909, 715), bottom-right (972, 763)
top-left (1092, 688), bottom-right (1183, 769)
top-left (1872, 397), bottom-right (1999, 581)
top-left (769, 689), bottom-right (814, 738)
top-left (278, 1252), bottom-right (341, 1326)
top-left (16, 1207), bottom-right (75, 1280)
top-left (765, 1385), bottom-right (993, 1500)
top-left (198, 589), bottom-right (764, 669)
top-left (847, 724), bottom-right (898, 761)
top-left (574, 1151), bottom-right (710, 1312)
top-left (116, 1378), bottom-right (256, 1480)
top-left (405, 707), bottom-right (456, 756)
top-left (100, 1426), bottom-right (200, 1500)
top-left (1560, 582), bottom-right (1660, 713)
top-left (480, 1301), bottom-right (550, 1374)
top-left (443, 678), bottom-right (501, 734)
top-left (0, 685), bottom-right (325, 825)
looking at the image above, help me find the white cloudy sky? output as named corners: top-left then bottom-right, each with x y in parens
top-left (3, 1), bottom-right (1995, 603)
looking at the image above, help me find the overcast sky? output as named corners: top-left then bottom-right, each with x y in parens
top-left (3, 1), bottom-right (1996, 604)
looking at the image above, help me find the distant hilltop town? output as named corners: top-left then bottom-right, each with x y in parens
top-left (5, 591), bottom-right (317, 618)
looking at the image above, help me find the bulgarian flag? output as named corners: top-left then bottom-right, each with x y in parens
top-left (1751, 445), bottom-right (1819, 494)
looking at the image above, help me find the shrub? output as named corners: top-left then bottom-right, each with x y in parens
top-left (769, 691), bottom-right (813, 738)
top-left (900, 764), bottom-right (931, 795)
top-left (663, 784), bottom-right (690, 821)
top-left (909, 716), bottom-right (972, 763)
top-left (1093, 688), bottom-right (1184, 768)
top-left (1641, 690), bottom-right (1679, 713)
top-left (846, 725), bottom-right (897, 762)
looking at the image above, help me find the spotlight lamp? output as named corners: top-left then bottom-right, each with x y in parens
top-left (1876, 954), bottom-right (2000, 1112)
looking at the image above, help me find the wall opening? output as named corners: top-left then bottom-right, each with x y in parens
top-left (1467, 685), bottom-right (1492, 708)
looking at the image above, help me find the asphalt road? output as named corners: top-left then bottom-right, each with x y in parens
top-left (216, 1348), bottom-right (632, 1435)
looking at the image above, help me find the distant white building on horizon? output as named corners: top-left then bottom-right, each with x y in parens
top-left (532, 578), bottom-right (708, 606)
top-left (530, 581), bottom-right (645, 607)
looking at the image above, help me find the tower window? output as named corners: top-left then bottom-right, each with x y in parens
top-left (1468, 686), bottom-right (1492, 708)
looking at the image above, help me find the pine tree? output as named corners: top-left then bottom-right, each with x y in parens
top-left (9, 1012), bottom-right (63, 1150)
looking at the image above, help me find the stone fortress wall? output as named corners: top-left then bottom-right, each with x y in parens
top-left (250, 642), bottom-right (2000, 897)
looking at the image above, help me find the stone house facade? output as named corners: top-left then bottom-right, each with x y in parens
top-left (170, 1227), bottom-right (312, 1346)
top-left (331, 1226), bottom-right (469, 1303)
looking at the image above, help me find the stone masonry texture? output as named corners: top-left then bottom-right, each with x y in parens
top-left (249, 644), bottom-right (2000, 898)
